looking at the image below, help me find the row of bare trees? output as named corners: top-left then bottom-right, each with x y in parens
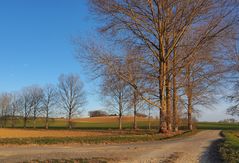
top-left (76, 0), bottom-right (239, 133)
top-left (0, 74), bottom-right (86, 129)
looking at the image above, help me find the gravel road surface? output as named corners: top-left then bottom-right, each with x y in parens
top-left (0, 130), bottom-right (222, 163)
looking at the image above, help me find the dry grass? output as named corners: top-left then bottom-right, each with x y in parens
top-left (0, 129), bottom-right (115, 138)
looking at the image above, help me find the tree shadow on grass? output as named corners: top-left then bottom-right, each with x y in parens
top-left (199, 138), bottom-right (224, 163)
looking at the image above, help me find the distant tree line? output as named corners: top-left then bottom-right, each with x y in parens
top-left (89, 110), bottom-right (108, 117)
top-left (0, 74), bottom-right (86, 129)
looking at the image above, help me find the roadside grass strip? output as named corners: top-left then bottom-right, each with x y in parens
top-left (220, 131), bottom-right (239, 163)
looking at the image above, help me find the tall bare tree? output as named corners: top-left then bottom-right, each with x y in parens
top-left (42, 84), bottom-right (57, 129)
top-left (0, 93), bottom-right (11, 128)
top-left (10, 92), bottom-right (21, 128)
top-left (58, 74), bottom-right (86, 129)
top-left (101, 69), bottom-right (129, 130)
top-left (227, 43), bottom-right (239, 117)
top-left (84, 0), bottom-right (238, 132)
top-left (20, 88), bottom-right (32, 128)
top-left (28, 86), bottom-right (44, 128)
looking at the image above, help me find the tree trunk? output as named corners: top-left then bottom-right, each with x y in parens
top-left (172, 50), bottom-right (178, 132)
top-left (133, 91), bottom-right (137, 130)
top-left (33, 108), bottom-right (36, 129)
top-left (166, 59), bottom-right (172, 131)
top-left (188, 93), bottom-right (193, 130)
top-left (118, 93), bottom-right (123, 130)
top-left (33, 118), bottom-right (36, 129)
top-left (186, 65), bottom-right (193, 131)
top-left (119, 114), bottom-right (122, 130)
top-left (159, 61), bottom-right (167, 133)
top-left (68, 111), bottom-right (72, 129)
top-left (45, 109), bottom-right (49, 129)
top-left (148, 107), bottom-right (151, 130)
top-left (24, 117), bottom-right (27, 128)
top-left (24, 104), bottom-right (27, 128)
top-left (172, 79), bottom-right (179, 132)
top-left (2, 109), bottom-right (6, 128)
top-left (1, 109), bottom-right (3, 128)
top-left (11, 113), bottom-right (15, 128)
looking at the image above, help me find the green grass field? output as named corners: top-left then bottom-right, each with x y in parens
top-left (3, 117), bottom-right (239, 131)
top-left (2, 117), bottom-right (160, 129)
top-left (197, 122), bottom-right (239, 130)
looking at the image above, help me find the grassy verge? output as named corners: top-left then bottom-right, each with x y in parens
top-left (0, 130), bottom-right (193, 145)
top-left (219, 131), bottom-right (239, 163)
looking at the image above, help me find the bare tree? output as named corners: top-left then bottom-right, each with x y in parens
top-left (227, 82), bottom-right (239, 117)
top-left (84, 0), bottom-right (238, 133)
top-left (227, 43), bottom-right (239, 117)
top-left (20, 88), bottom-right (32, 128)
top-left (10, 92), bottom-right (21, 128)
top-left (101, 73), bottom-right (129, 130)
top-left (28, 86), bottom-right (44, 128)
top-left (0, 93), bottom-right (11, 128)
top-left (42, 84), bottom-right (57, 129)
top-left (124, 53), bottom-right (143, 130)
top-left (20, 86), bottom-right (43, 128)
top-left (58, 74), bottom-right (86, 129)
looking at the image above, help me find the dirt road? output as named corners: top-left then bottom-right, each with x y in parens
top-left (0, 130), bottom-right (222, 163)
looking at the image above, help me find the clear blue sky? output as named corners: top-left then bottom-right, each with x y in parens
top-left (0, 0), bottom-right (234, 121)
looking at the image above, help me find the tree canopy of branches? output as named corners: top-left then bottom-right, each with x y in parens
top-left (58, 74), bottom-right (86, 129)
top-left (227, 44), bottom-right (239, 117)
top-left (42, 84), bottom-right (57, 129)
top-left (76, 0), bottom-right (239, 133)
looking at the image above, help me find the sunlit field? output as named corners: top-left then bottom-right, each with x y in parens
top-left (0, 116), bottom-right (192, 145)
top-left (1, 116), bottom-right (160, 129)
top-left (3, 116), bottom-right (239, 130)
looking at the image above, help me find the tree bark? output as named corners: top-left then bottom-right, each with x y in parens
top-left (33, 118), bottom-right (36, 129)
top-left (11, 113), bottom-right (15, 128)
top-left (133, 90), bottom-right (137, 130)
top-left (68, 109), bottom-right (72, 129)
top-left (33, 110), bottom-right (36, 129)
top-left (172, 50), bottom-right (178, 132)
top-left (166, 59), bottom-right (172, 131)
top-left (188, 93), bottom-right (193, 130)
top-left (1, 109), bottom-right (3, 128)
top-left (159, 61), bottom-right (167, 133)
top-left (186, 65), bottom-right (193, 131)
top-left (119, 114), bottom-right (122, 130)
top-left (24, 117), bottom-right (27, 128)
top-left (45, 108), bottom-right (49, 129)
top-left (148, 106), bottom-right (151, 130)
top-left (118, 94), bottom-right (123, 130)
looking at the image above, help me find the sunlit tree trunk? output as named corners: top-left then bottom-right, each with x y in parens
top-left (166, 59), bottom-right (172, 131)
top-left (118, 94), bottom-right (123, 130)
top-left (172, 50), bottom-right (179, 132)
top-left (133, 90), bottom-right (137, 130)
top-left (186, 64), bottom-right (193, 130)
top-left (45, 107), bottom-right (49, 129)
top-left (159, 61), bottom-right (168, 133)
top-left (68, 109), bottom-right (72, 129)
top-left (148, 106), bottom-right (151, 130)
